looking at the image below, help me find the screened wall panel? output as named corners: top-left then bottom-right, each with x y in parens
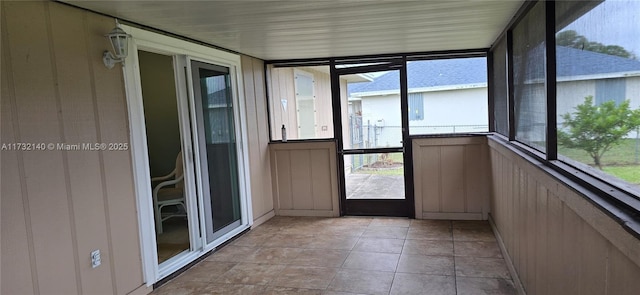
top-left (555, 0), bottom-right (640, 198)
top-left (513, 1), bottom-right (547, 151)
top-left (406, 57), bottom-right (488, 135)
top-left (492, 36), bottom-right (509, 136)
top-left (267, 65), bottom-right (334, 141)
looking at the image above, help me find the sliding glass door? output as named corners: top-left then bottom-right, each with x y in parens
top-left (190, 60), bottom-right (243, 243)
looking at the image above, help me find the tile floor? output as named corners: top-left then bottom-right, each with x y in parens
top-left (152, 216), bottom-right (517, 295)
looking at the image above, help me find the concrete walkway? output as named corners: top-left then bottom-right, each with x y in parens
top-left (345, 173), bottom-right (405, 199)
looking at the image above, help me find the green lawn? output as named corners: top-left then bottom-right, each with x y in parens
top-left (603, 166), bottom-right (640, 185)
top-left (559, 138), bottom-right (640, 185)
top-left (558, 138), bottom-right (640, 166)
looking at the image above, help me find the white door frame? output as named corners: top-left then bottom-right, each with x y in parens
top-left (121, 24), bottom-right (254, 285)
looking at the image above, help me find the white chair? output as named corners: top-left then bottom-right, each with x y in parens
top-left (152, 151), bottom-right (186, 234)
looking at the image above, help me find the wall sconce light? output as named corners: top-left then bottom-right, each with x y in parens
top-left (103, 20), bottom-right (131, 69)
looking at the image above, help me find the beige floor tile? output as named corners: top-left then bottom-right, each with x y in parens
top-left (396, 254), bottom-right (455, 276)
top-left (280, 225), bottom-right (323, 235)
top-left (249, 222), bottom-right (287, 235)
top-left (455, 257), bottom-right (511, 279)
top-left (231, 232), bottom-right (271, 247)
top-left (456, 277), bottom-right (517, 295)
top-left (199, 283), bottom-right (266, 294)
top-left (263, 286), bottom-right (324, 295)
top-left (389, 273), bottom-right (456, 295)
top-left (325, 217), bottom-right (373, 227)
top-left (151, 280), bottom-right (210, 295)
top-left (454, 241), bottom-right (503, 258)
top-left (452, 220), bottom-right (491, 229)
top-left (362, 226), bottom-right (408, 239)
top-left (262, 234), bottom-right (315, 248)
top-left (270, 265), bottom-right (339, 290)
top-left (156, 216), bottom-right (512, 295)
top-left (403, 239), bottom-right (453, 256)
top-left (317, 225), bottom-right (367, 237)
top-left (406, 226), bottom-right (452, 240)
top-left (215, 262), bottom-right (286, 285)
top-left (171, 261), bottom-right (236, 283)
top-left (353, 238), bottom-right (405, 253)
top-left (322, 292), bottom-right (367, 295)
top-left (342, 251), bottom-right (400, 272)
top-left (327, 269), bottom-right (394, 295)
top-left (243, 247), bottom-right (304, 264)
top-left (206, 245), bottom-right (259, 262)
top-left (410, 219), bottom-right (452, 229)
top-left (305, 235), bottom-right (359, 250)
top-left (290, 249), bottom-right (350, 267)
top-left (370, 217), bottom-right (411, 227)
top-left (453, 227), bottom-right (497, 242)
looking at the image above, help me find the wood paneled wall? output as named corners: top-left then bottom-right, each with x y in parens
top-left (412, 136), bottom-right (490, 220)
top-left (488, 136), bottom-right (640, 295)
top-left (1, 1), bottom-right (147, 294)
top-left (270, 141), bottom-right (340, 216)
top-left (241, 55), bottom-right (275, 225)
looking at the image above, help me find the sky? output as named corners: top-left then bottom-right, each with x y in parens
top-left (562, 0), bottom-right (640, 58)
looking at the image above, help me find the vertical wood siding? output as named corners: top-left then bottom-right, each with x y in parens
top-left (412, 136), bottom-right (491, 220)
top-left (488, 137), bottom-right (640, 294)
top-left (269, 141), bottom-right (340, 216)
top-left (241, 55), bottom-right (275, 222)
top-left (1, 1), bottom-right (145, 294)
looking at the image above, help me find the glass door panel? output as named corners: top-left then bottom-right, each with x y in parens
top-left (138, 50), bottom-right (192, 265)
top-left (343, 70), bottom-right (402, 150)
top-left (191, 60), bottom-right (242, 243)
top-left (344, 152), bottom-right (405, 200)
top-left (338, 66), bottom-right (411, 216)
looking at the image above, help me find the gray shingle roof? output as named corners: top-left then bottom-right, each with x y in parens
top-left (348, 47), bottom-right (640, 95)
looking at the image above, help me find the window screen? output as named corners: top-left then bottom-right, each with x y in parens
top-left (492, 36), bottom-right (509, 136)
top-left (513, 1), bottom-right (547, 151)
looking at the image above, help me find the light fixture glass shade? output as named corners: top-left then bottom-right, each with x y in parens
top-left (106, 26), bottom-right (131, 59)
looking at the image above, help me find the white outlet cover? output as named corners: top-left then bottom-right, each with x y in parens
top-left (91, 250), bottom-right (101, 268)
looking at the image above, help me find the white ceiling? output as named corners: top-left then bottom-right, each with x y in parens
top-left (63, 0), bottom-right (524, 61)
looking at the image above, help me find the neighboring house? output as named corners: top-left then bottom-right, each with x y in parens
top-left (348, 47), bottom-right (640, 146)
top-left (349, 57), bottom-right (488, 147)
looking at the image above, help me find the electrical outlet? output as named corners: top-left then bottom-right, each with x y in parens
top-left (91, 250), bottom-right (101, 268)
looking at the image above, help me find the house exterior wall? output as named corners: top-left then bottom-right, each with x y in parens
top-left (556, 76), bottom-right (640, 137)
top-left (1, 2), bottom-right (276, 293)
top-left (415, 87), bottom-right (488, 133)
top-left (627, 76), bottom-right (640, 110)
top-left (489, 137), bottom-right (640, 294)
top-left (360, 87), bottom-right (488, 146)
top-left (1, 1), bottom-right (146, 294)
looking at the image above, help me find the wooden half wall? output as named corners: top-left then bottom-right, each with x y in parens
top-left (1, 1), bottom-right (146, 294)
top-left (269, 141), bottom-right (340, 216)
top-left (412, 136), bottom-right (491, 220)
top-left (489, 136), bottom-right (640, 294)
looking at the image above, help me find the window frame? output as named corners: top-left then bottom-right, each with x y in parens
top-left (265, 50), bottom-right (489, 143)
top-left (488, 0), bottom-right (640, 237)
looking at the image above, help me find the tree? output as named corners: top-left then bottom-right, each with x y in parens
top-left (556, 30), bottom-right (636, 59)
top-left (558, 96), bottom-right (640, 169)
